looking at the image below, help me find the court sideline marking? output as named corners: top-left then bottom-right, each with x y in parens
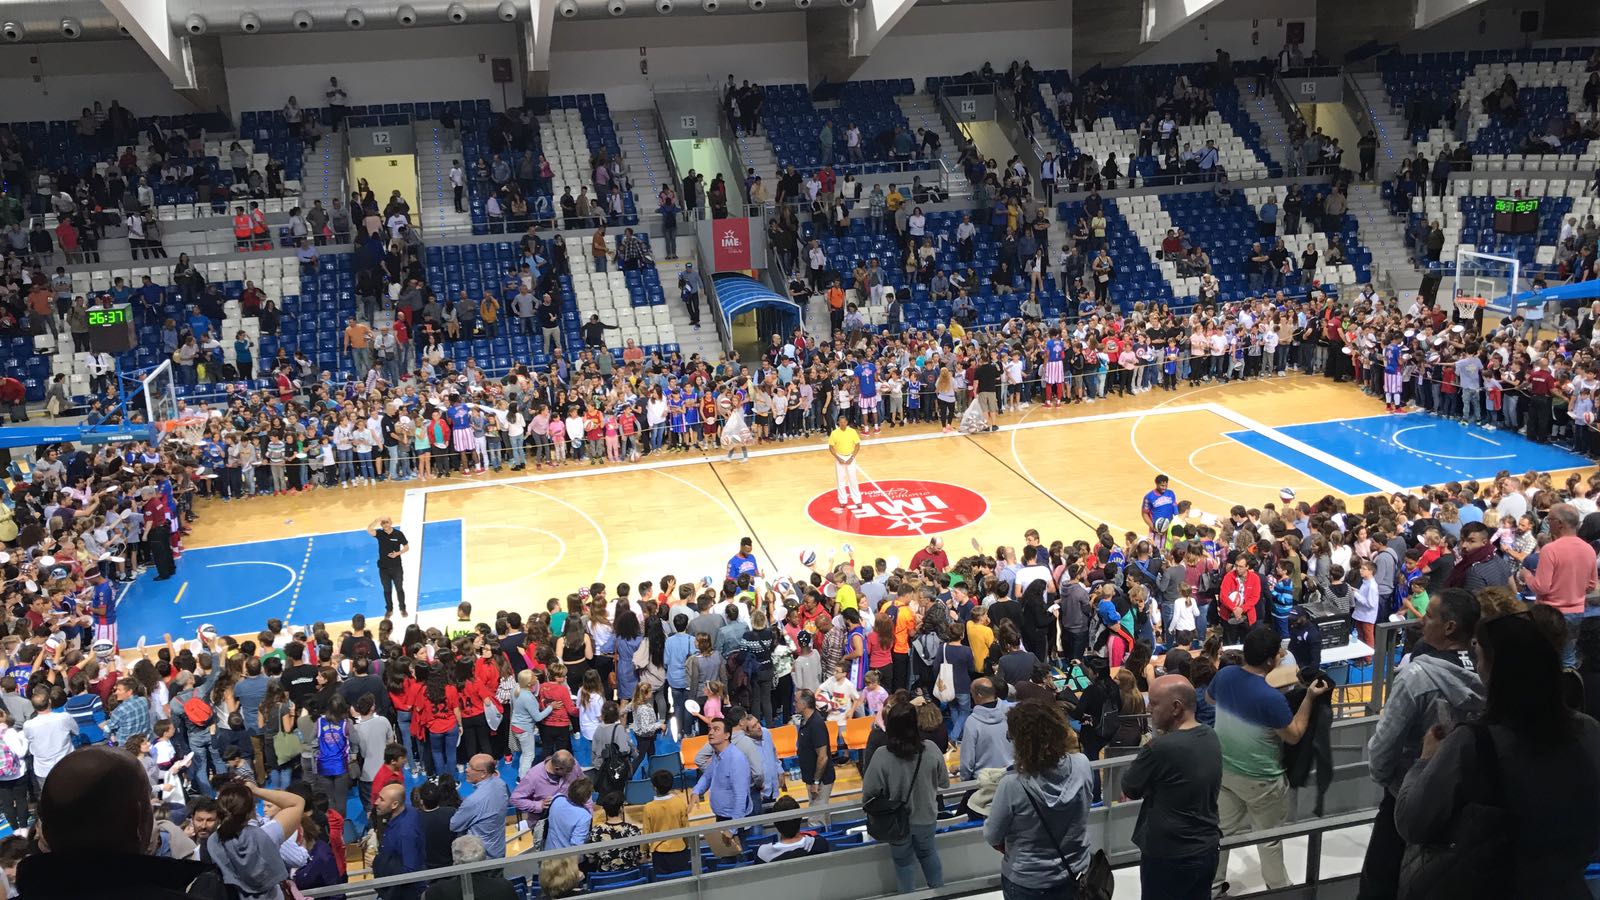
top-left (400, 403), bottom-right (1220, 499)
top-left (1209, 406), bottom-right (1406, 494)
top-left (397, 398), bottom-right (1408, 525)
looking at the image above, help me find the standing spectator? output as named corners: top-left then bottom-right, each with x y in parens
top-left (691, 719), bottom-right (751, 821)
top-left (862, 700), bottom-right (949, 893)
top-left (957, 677), bottom-right (1013, 778)
top-left (1210, 625), bottom-right (1329, 896)
top-left (794, 689), bottom-right (835, 810)
top-left (372, 783), bottom-right (427, 900)
top-left (1217, 554), bottom-right (1261, 643)
top-left (1359, 588), bottom-right (1483, 900)
top-left (1123, 675), bottom-right (1222, 900)
top-left (1394, 613), bottom-right (1600, 899)
top-left (1517, 502), bottom-right (1597, 665)
top-left (206, 780), bottom-right (306, 900)
top-left (351, 695), bottom-right (395, 829)
top-left (982, 698), bottom-right (1093, 900)
top-left (544, 776), bottom-right (595, 850)
top-left (451, 753), bottom-right (511, 858)
top-left (643, 769), bottom-right (691, 874)
top-left (25, 689), bottom-right (79, 788)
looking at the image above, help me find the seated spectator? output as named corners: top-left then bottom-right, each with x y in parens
top-left (585, 791), bottom-right (642, 872)
top-left (423, 835), bottom-right (519, 900)
top-left (17, 745), bottom-right (222, 898)
top-left (756, 795), bottom-right (831, 862)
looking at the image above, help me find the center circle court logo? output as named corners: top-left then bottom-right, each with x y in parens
top-left (805, 480), bottom-right (988, 537)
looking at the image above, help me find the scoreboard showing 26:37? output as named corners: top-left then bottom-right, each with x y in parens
top-left (1492, 196), bottom-right (1541, 235)
top-left (87, 303), bottom-right (138, 354)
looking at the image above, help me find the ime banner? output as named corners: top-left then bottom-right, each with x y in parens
top-left (712, 217), bottom-right (752, 271)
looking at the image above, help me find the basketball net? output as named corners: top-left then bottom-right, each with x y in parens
top-left (157, 415), bottom-right (209, 446)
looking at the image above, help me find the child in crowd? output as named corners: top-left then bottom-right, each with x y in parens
top-left (1401, 574), bottom-right (1431, 621)
top-left (1270, 562), bottom-right (1296, 638)
top-left (862, 670), bottom-right (888, 721)
top-left (816, 664), bottom-right (861, 724)
top-left (694, 681), bottom-right (725, 728)
top-left (1168, 583), bottom-right (1199, 648)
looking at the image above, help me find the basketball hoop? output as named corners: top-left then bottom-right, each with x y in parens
top-left (1453, 294), bottom-right (1487, 318)
top-left (156, 415), bottom-right (209, 446)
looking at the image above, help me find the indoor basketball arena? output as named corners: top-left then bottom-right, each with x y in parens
top-left (1, 0), bottom-right (1599, 897)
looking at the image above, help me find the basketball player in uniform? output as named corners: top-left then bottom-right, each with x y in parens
top-left (854, 354), bottom-right (880, 435)
top-left (1042, 328), bottom-right (1067, 407)
top-left (1141, 474), bottom-right (1177, 547)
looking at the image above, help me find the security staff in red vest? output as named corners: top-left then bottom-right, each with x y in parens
top-left (232, 206), bottom-right (252, 251)
top-left (250, 202), bottom-right (269, 249)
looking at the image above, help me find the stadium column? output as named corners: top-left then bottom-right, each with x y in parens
top-left (805, 0), bottom-right (915, 88)
top-left (522, 0), bottom-right (558, 98)
top-left (1311, 0), bottom-right (1429, 64)
top-left (1069, 0), bottom-right (1144, 74)
top-left (99, 0), bottom-right (229, 117)
top-left (1141, 0), bottom-right (1228, 44)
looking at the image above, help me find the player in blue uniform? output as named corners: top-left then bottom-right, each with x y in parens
top-left (854, 357), bottom-right (881, 434)
top-left (1042, 332), bottom-right (1067, 407)
top-left (447, 398), bottom-right (475, 473)
top-left (1383, 339), bottom-right (1404, 412)
top-left (1141, 474), bottom-right (1178, 545)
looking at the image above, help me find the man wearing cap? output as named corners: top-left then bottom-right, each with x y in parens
top-left (678, 263), bottom-right (703, 330)
top-left (368, 517), bottom-right (410, 618)
top-left (827, 414), bottom-right (863, 507)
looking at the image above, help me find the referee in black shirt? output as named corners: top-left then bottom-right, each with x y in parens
top-left (367, 517), bottom-right (409, 618)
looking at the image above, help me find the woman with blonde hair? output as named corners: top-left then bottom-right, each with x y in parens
top-left (1109, 669), bottom-right (1150, 756)
top-left (510, 668), bottom-right (549, 776)
top-left (935, 367), bottom-right (957, 432)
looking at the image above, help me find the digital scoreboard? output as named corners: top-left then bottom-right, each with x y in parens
top-left (87, 303), bottom-right (137, 353)
top-left (1492, 196), bottom-right (1540, 235)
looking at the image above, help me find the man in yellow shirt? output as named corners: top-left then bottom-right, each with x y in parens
top-left (885, 185), bottom-right (904, 213)
top-left (827, 414), bottom-right (863, 506)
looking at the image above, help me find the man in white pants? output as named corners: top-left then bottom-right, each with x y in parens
top-left (828, 415), bottom-right (862, 505)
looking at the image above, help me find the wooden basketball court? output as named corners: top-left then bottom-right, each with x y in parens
top-left (157, 376), bottom-right (1424, 637)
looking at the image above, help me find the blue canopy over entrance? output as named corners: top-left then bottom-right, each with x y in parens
top-left (714, 274), bottom-right (802, 340)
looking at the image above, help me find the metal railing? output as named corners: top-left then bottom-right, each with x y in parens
top-left (302, 716), bottom-right (1383, 899)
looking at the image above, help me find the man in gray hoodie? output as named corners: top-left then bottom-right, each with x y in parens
top-left (1358, 587), bottom-right (1483, 900)
top-left (958, 679), bottom-right (1014, 779)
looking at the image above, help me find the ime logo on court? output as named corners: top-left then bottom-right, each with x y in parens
top-left (806, 480), bottom-right (989, 537)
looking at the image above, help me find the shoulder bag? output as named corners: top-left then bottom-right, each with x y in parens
top-left (1020, 780), bottom-right (1113, 900)
top-left (864, 747), bottom-right (925, 844)
top-left (1397, 725), bottom-right (1513, 900)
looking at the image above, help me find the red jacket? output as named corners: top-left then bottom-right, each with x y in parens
top-left (537, 682), bottom-right (577, 728)
top-left (1219, 570), bottom-right (1261, 624)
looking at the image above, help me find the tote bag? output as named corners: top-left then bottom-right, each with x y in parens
top-left (933, 646), bottom-right (956, 703)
